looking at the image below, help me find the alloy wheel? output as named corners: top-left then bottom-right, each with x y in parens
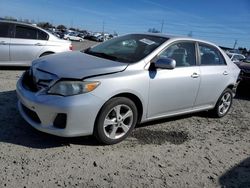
top-left (103, 104), bottom-right (133, 140)
top-left (218, 92), bottom-right (232, 116)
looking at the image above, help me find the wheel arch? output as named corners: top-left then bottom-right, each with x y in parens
top-left (110, 93), bottom-right (143, 123)
top-left (95, 92), bottom-right (144, 125)
top-left (39, 51), bottom-right (55, 57)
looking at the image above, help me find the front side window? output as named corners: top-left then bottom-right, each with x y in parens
top-left (84, 34), bottom-right (168, 63)
top-left (15, 25), bottom-right (37, 39)
top-left (199, 43), bottom-right (226, 65)
top-left (159, 41), bottom-right (196, 67)
top-left (0, 23), bottom-right (10, 38)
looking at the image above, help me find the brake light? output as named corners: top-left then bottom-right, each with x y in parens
top-left (69, 44), bottom-right (73, 51)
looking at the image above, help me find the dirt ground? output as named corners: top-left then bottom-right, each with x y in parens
top-left (0, 40), bottom-right (249, 188)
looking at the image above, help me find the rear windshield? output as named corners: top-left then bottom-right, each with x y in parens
top-left (84, 34), bottom-right (168, 63)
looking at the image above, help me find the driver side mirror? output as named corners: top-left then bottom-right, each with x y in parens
top-left (154, 57), bottom-right (176, 69)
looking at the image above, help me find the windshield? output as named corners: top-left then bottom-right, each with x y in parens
top-left (84, 34), bottom-right (168, 63)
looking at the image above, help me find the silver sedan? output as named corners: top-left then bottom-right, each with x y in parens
top-left (0, 20), bottom-right (72, 66)
top-left (16, 33), bottom-right (240, 144)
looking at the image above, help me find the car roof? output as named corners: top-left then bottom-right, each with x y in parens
top-left (130, 32), bottom-right (220, 48)
top-left (227, 52), bottom-right (244, 56)
top-left (0, 20), bottom-right (55, 35)
top-left (0, 20), bottom-right (58, 39)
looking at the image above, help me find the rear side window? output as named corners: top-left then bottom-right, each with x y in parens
top-left (38, 30), bottom-right (48, 40)
top-left (199, 43), bottom-right (226, 65)
top-left (0, 23), bottom-right (10, 38)
top-left (15, 25), bottom-right (37, 39)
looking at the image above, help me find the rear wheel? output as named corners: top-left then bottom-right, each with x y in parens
top-left (94, 97), bottom-right (138, 145)
top-left (212, 88), bottom-right (233, 118)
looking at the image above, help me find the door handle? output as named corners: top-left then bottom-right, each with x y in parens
top-left (223, 71), bottom-right (228, 75)
top-left (34, 43), bottom-right (42, 46)
top-left (191, 73), bottom-right (199, 78)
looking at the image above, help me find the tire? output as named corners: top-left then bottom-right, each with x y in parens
top-left (94, 97), bottom-right (138, 145)
top-left (40, 52), bottom-right (54, 57)
top-left (212, 88), bottom-right (233, 118)
top-left (67, 37), bottom-right (70, 40)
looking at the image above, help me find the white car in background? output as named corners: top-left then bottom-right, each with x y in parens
top-left (64, 33), bottom-right (84, 42)
top-left (227, 52), bottom-right (245, 63)
top-left (0, 20), bottom-right (72, 66)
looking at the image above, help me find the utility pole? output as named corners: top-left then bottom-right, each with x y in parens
top-left (160, 20), bottom-right (164, 33)
top-left (187, 31), bottom-right (193, 37)
top-left (102, 21), bottom-right (105, 37)
top-left (233, 39), bottom-right (238, 49)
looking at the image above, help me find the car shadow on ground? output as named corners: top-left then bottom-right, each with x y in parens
top-left (219, 157), bottom-right (250, 187)
top-left (0, 90), bottom-right (100, 149)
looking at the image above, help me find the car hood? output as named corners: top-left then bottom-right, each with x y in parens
top-left (32, 51), bottom-right (128, 79)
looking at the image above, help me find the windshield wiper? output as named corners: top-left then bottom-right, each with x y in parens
top-left (85, 50), bottom-right (118, 61)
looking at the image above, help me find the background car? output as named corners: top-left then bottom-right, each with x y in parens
top-left (227, 52), bottom-right (245, 63)
top-left (0, 20), bottom-right (72, 66)
top-left (63, 32), bottom-right (84, 41)
top-left (17, 34), bottom-right (240, 144)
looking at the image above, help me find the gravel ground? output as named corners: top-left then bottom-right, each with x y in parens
top-left (0, 40), bottom-right (249, 188)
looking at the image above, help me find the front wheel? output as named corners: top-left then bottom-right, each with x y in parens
top-left (94, 97), bottom-right (138, 145)
top-left (212, 88), bottom-right (233, 118)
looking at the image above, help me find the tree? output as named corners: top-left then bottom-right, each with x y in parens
top-left (37, 22), bottom-right (53, 29)
top-left (238, 47), bottom-right (248, 55)
top-left (3, 16), bottom-right (17, 21)
top-left (69, 27), bottom-right (76, 31)
top-left (57, 25), bottom-right (67, 30)
top-left (148, 28), bottom-right (160, 33)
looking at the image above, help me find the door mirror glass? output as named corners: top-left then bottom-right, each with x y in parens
top-left (155, 57), bottom-right (176, 69)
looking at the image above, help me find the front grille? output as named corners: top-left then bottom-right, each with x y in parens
top-left (22, 70), bottom-right (38, 92)
top-left (21, 104), bottom-right (41, 124)
top-left (22, 69), bottom-right (55, 92)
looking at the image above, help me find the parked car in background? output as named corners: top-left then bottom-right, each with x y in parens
top-left (0, 20), bottom-right (72, 66)
top-left (234, 56), bottom-right (250, 83)
top-left (243, 56), bottom-right (250, 63)
top-left (63, 32), bottom-right (84, 41)
top-left (227, 52), bottom-right (245, 63)
top-left (77, 32), bottom-right (86, 39)
top-left (17, 33), bottom-right (240, 144)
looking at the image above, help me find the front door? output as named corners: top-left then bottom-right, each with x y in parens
top-left (147, 41), bottom-right (200, 118)
top-left (0, 22), bottom-right (11, 64)
top-left (10, 24), bottom-right (47, 65)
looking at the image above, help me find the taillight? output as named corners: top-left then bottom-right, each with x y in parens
top-left (69, 44), bottom-right (73, 51)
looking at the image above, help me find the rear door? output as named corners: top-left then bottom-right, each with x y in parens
top-left (0, 22), bottom-right (11, 64)
top-left (194, 43), bottom-right (230, 108)
top-left (10, 24), bottom-right (48, 65)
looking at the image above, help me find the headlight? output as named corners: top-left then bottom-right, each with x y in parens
top-left (48, 81), bottom-right (100, 96)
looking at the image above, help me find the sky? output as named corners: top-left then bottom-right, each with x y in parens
top-left (0, 0), bottom-right (249, 49)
